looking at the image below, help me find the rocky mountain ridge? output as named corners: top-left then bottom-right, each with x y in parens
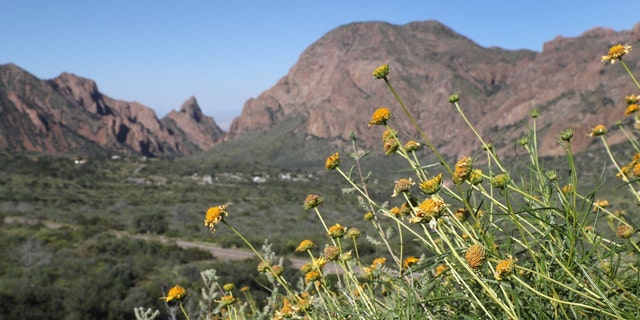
top-left (228, 21), bottom-right (640, 159)
top-left (0, 64), bottom-right (225, 157)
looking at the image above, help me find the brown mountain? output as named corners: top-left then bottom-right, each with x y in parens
top-left (0, 64), bottom-right (225, 157)
top-left (229, 21), bottom-right (640, 160)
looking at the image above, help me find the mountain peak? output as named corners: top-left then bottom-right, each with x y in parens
top-left (229, 20), bottom-right (639, 159)
top-left (0, 66), bottom-right (225, 156)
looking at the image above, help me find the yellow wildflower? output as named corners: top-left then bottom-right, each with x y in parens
top-left (270, 265), bottom-right (284, 276)
top-left (419, 173), bottom-right (442, 195)
top-left (383, 137), bottom-right (399, 155)
top-left (346, 227), bottom-right (362, 239)
top-left (392, 178), bottom-right (414, 197)
top-left (162, 285), bottom-right (187, 302)
top-left (371, 257), bottom-right (387, 269)
top-left (403, 256), bottom-right (419, 270)
top-left (626, 94), bottom-right (640, 105)
top-left (222, 283), bottom-right (235, 291)
top-left (464, 244), bottom-right (486, 269)
top-left (372, 64), bottom-right (390, 79)
top-left (469, 169), bottom-right (483, 185)
top-left (218, 295), bottom-right (236, 306)
top-left (453, 156), bottom-right (472, 184)
top-left (204, 204), bottom-right (230, 233)
top-left (323, 245), bottom-right (341, 261)
top-left (602, 44), bottom-right (632, 64)
top-left (327, 223), bottom-right (347, 238)
top-left (325, 152), bottom-right (340, 170)
top-left (312, 256), bottom-right (327, 270)
top-left (589, 125), bottom-right (608, 137)
top-left (305, 270), bottom-right (322, 283)
top-left (303, 194), bottom-right (323, 210)
top-left (256, 260), bottom-right (271, 273)
top-left (295, 239), bottom-right (316, 252)
top-left (592, 199), bottom-right (610, 212)
top-left (494, 255), bottom-right (518, 281)
top-left (369, 107), bottom-right (392, 126)
top-left (382, 128), bottom-right (397, 141)
top-left (625, 104), bottom-right (639, 116)
top-left (435, 264), bottom-right (448, 276)
top-left (300, 262), bottom-right (312, 274)
top-left (274, 299), bottom-right (294, 319)
top-left (616, 224), bottom-right (634, 238)
top-left (404, 140), bottom-right (421, 152)
top-left (490, 173), bottom-right (510, 189)
top-left (364, 211), bottom-right (375, 220)
top-left (411, 196), bottom-right (446, 223)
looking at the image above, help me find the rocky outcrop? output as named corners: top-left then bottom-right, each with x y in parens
top-left (229, 20), bottom-right (640, 158)
top-left (0, 64), bottom-right (226, 156)
top-left (162, 96), bottom-right (226, 151)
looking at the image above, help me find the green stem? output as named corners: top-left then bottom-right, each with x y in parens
top-left (178, 301), bottom-right (190, 320)
top-left (620, 60), bottom-right (640, 90)
top-left (383, 77), bottom-right (452, 176)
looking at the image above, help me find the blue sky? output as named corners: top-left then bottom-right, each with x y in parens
top-left (2, 1), bottom-right (638, 130)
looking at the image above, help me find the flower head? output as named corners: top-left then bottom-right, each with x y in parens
top-left (369, 107), bottom-right (392, 126)
top-left (626, 94), bottom-right (640, 105)
top-left (205, 204), bottom-right (230, 233)
top-left (162, 285), bottom-right (187, 303)
top-left (494, 254), bottom-right (518, 280)
top-left (453, 156), bottom-right (473, 184)
top-left (469, 169), bottom-right (483, 185)
top-left (323, 245), bottom-right (341, 261)
top-left (346, 227), bottom-right (362, 239)
top-left (404, 140), bottom-right (421, 152)
top-left (371, 257), bottom-right (387, 269)
top-left (327, 223), bottom-right (347, 238)
top-left (403, 256), bottom-right (419, 270)
top-left (392, 178), bottom-right (414, 197)
top-left (625, 104), bottom-right (639, 116)
top-left (295, 239), bottom-right (316, 252)
top-left (372, 64), bottom-right (390, 79)
top-left (325, 152), bottom-right (340, 170)
top-left (490, 173), bottom-right (510, 189)
top-left (602, 44), bottom-right (632, 64)
top-left (383, 138), bottom-right (399, 155)
top-left (589, 124), bottom-right (608, 137)
top-left (419, 173), bottom-right (442, 195)
top-left (270, 265), bottom-right (284, 276)
top-left (616, 224), bottom-right (635, 238)
top-left (559, 128), bottom-right (574, 141)
top-left (218, 295), bottom-right (236, 306)
top-left (435, 264), bottom-right (448, 276)
top-left (305, 270), bottom-right (322, 283)
top-left (411, 196), bottom-right (446, 224)
top-left (464, 244), bottom-right (486, 269)
top-left (303, 194), bottom-right (323, 210)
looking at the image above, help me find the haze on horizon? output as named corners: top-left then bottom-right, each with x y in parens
top-left (2, 1), bottom-right (638, 131)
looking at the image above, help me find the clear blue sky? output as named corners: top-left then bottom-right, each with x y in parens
top-left (2, 1), bottom-right (638, 129)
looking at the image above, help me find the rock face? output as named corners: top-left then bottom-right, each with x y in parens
top-left (229, 21), bottom-right (640, 158)
top-left (0, 64), bottom-right (225, 157)
top-left (162, 96), bottom-right (226, 151)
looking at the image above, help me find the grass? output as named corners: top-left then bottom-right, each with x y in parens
top-left (136, 47), bottom-right (640, 320)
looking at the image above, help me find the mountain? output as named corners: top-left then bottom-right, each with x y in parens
top-left (0, 64), bottom-right (225, 157)
top-left (228, 21), bottom-right (640, 161)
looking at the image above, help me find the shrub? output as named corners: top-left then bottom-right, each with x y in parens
top-left (137, 47), bottom-right (640, 319)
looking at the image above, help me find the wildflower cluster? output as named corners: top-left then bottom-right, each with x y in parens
top-left (139, 46), bottom-right (640, 320)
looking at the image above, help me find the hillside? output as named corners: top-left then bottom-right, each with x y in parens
top-left (0, 64), bottom-right (225, 157)
top-left (226, 20), bottom-right (640, 163)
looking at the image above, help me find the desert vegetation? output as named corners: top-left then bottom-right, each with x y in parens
top-left (138, 45), bottom-right (640, 319)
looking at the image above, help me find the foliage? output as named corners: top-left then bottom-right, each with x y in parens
top-left (137, 47), bottom-right (640, 319)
